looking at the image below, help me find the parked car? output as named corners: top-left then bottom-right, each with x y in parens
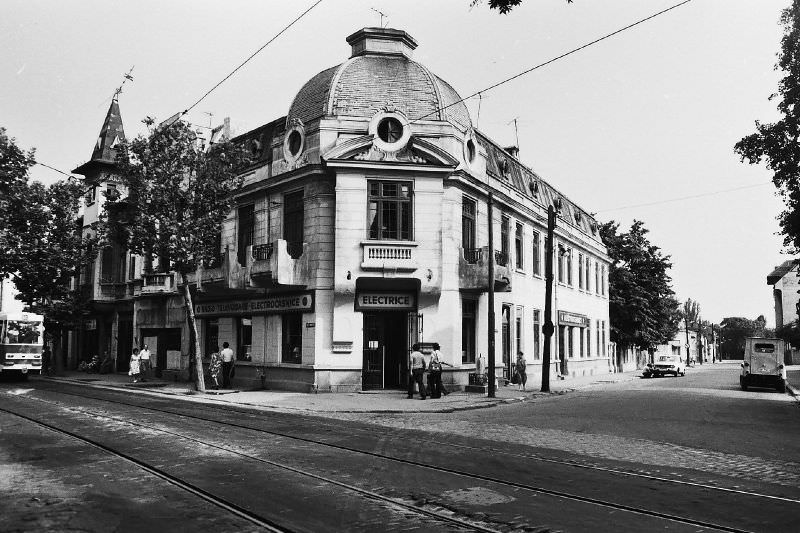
top-left (740, 337), bottom-right (786, 393)
top-left (643, 355), bottom-right (686, 378)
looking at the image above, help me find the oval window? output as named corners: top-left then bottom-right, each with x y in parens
top-left (377, 117), bottom-right (404, 144)
top-left (288, 130), bottom-right (302, 156)
top-left (466, 139), bottom-right (476, 163)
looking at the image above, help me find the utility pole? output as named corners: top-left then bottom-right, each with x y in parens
top-left (541, 204), bottom-right (557, 392)
top-left (697, 316), bottom-right (704, 365)
top-left (488, 193), bottom-right (496, 398)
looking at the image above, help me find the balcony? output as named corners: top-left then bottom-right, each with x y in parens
top-left (139, 272), bottom-right (179, 296)
top-left (99, 282), bottom-right (127, 300)
top-left (250, 239), bottom-right (309, 287)
top-left (458, 246), bottom-right (511, 292)
top-left (361, 241), bottom-right (418, 272)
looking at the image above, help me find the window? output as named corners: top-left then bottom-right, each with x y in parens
top-left (568, 326), bottom-right (574, 358)
top-left (282, 314), bottom-right (302, 363)
top-left (671, 345), bottom-right (681, 356)
top-left (237, 317), bottom-right (252, 361)
top-left (462, 197), bottom-right (476, 251)
top-left (515, 223), bottom-right (524, 269)
top-left (557, 245), bottom-right (565, 283)
top-left (84, 186), bottom-right (96, 206)
top-left (596, 320), bottom-right (601, 356)
top-left (579, 326), bottom-right (585, 357)
top-left (128, 255), bottom-right (137, 280)
top-left (566, 248), bottom-right (573, 286)
top-left (100, 247), bottom-right (114, 283)
top-left (532, 231), bottom-right (541, 276)
top-left (501, 304), bottom-right (511, 369)
top-left (586, 325), bottom-right (591, 357)
top-left (578, 253), bottom-right (585, 289)
top-left (515, 306), bottom-right (523, 355)
top-left (500, 216), bottom-right (510, 258)
top-left (237, 204), bottom-right (255, 267)
top-left (287, 130), bottom-right (302, 155)
top-left (368, 181), bottom-right (412, 241)
top-left (461, 298), bottom-right (477, 363)
top-left (284, 190), bottom-right (304, 258)
top-left (377, 117), bottom-right (404, 143)
top-left (585, 256), bottom-right (591, 292)
top-left (595, 262), bottom-right (600, 295)
top-left (533, 310), bottom-right (541, 360)
top-left (602, 321), bottom-right (607, 355)
top-left (601, 265), bottom-right (607, 296)
top-left (558, 325), bottom-right (566, 361)
top-left (204, 319), bottom-right (219, 357)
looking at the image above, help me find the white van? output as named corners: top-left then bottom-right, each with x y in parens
top-left (740, 337), bottom-right (787, 393)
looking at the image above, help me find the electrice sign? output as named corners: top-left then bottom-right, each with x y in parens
top-left (356, 292), bottom-right (416, 311)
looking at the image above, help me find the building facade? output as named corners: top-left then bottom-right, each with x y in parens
top-left (767, 259), bottom-right (799, 329)
top-left (71, 27), bottom-right (612, 391)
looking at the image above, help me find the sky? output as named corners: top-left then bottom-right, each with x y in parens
top-left (1, 0), bottom-right (792, 325)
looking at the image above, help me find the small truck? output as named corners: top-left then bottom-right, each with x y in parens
top-left (740, 337), bottom-right (787, 393)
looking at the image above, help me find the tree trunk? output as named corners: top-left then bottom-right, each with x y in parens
top-left (180, 272), bottom-right (205, 393)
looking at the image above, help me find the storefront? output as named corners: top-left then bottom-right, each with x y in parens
top-left (355, 279), bottom-right (420, 390)
top-left (558, 310), bottom-right (591, 375)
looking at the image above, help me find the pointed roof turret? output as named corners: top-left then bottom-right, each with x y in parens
top-left (73, 97), bottom-right (126, 176)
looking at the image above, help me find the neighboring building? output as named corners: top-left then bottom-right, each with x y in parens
top-left (767, 259), bottom-right (799, 329)
top-left (69, 27), bottom-right (612, 391)
top-left (652, 318), bottom-right (717, 365)
top-left (0, 278), bottom-right (24, 314)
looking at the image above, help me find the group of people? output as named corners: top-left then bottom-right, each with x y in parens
top-left (127, 345), bottom-right (152, 383)
top-left (407, 342), bottom-right (451, 400)
top-left (208, 342), bottom-right (235, 389)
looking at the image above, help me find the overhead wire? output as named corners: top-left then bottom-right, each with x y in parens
top-left (596, 182), bottom-right (773, 213)
top-left (411, 0), bottom-right (694, 124)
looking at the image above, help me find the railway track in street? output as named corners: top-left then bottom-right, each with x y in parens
top-left (5, 383), bottom-right (799, 532)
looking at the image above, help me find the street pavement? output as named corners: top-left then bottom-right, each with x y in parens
top-left (31, 366), bottom-right (648, 413)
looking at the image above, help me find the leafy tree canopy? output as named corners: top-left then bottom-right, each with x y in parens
top-left (471, 0), bottom-right (572, 14)
top-left (719, 316), bottom-right (768, 359)
top-left (115, 118), bottom-right (251, 392)
top-left (735, 1), bottom-right (800, 252)
top-left (0, 127), bottom-right (36, 277)
top-left (600, 219), bottom-right (681, 350)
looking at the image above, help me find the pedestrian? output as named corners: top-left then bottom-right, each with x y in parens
top-left (41, 345), bottom-right (53, 376)
top-left (220, 341), bottom-right (235, 389)
top-left (128, 348), bottom-right (141, 383)
top-left (407, 343), bottom-right (426, 400)
top-left (515, 351), bottom-right (527, 391)
top-left (139, 344), bottom-right (151, 381)
top-left (429, 343), bottom-right (450, 398)
top-left (209, 346), bottom-right (222, 390)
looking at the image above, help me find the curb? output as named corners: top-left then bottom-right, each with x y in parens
top-left (787, 383), bottom-right (798, 399)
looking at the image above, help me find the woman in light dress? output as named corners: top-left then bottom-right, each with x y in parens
top-left (128, 348), bottom-right (141, 383)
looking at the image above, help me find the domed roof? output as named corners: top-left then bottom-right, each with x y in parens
top-left (287, 28), bottom-right (472, 131)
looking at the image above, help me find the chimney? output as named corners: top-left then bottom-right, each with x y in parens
top-left (504, 145), bottom-right (519, 159)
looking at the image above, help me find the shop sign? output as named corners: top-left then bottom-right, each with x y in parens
top-left (558, 311), bottom-right (590, 327)
top-left (355, 292), bottom-right (417, 311)
top-left (195, 292), bottom-right (314, 317)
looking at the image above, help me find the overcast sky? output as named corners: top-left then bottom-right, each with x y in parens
top-left (1, 0), bottom-right (791, 325)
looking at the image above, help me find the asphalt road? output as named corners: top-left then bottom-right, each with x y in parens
top-left (1, 363), bottom-right (798, 532)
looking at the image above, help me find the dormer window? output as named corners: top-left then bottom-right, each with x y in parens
top-left (369, 110), bottom-right (411, 153)
top-left (529, 179), bottom-right (539, 197)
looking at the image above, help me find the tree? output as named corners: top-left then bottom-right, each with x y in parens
top-left (0, 127), bottom-right (36, 280)
top-left (682, 298), bottom-right (700, 363)
top-left (600, 220), bottom-right (681, 353)
top-left (735, 1), bottom-right (800, 253)
top-left (115, 118), bottom-right (250, 392)
top-left (719, 316), bottom-right (764, 359)
top-left (471, 0), bottom-right (572, 14)
top-left (11, 179), bottom-right (100, 370)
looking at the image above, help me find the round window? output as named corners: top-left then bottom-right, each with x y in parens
top-left (288, 130), bottom-right (302, 156)
top-left (377, 117), bottom-right (404, 144)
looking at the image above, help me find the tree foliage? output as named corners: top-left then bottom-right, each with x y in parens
top-left (0, 126), bottom-right (99, 368)
top-left (0, 127), bottom-right (36, 278)
top-left (116, 119), bottom-right (251, 392)
top-left (682, 298), bottom-right (700, 328)
top-left (471, 0), bottom-right (572, 14)
top-left (719, 316), bottom-right (768, 359)
top-left (600, 220), bottom-right (681, 351)
top-left (735, 1), bottom-right (800, 252)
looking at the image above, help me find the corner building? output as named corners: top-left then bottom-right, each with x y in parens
top-left (189, 27), bottom-right (612, 391)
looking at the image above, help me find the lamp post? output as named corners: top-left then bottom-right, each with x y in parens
top-left (541, 199), bottom-right (560, 392)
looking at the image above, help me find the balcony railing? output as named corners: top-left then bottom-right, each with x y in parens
top-left (144, 273), bottom-right (169, 286)
top-left (495, 251), bottom-right (509, 267)
top-left (252, 243), bottom-right (274, 261)
top-left (361, 241), bottom-right (418, 272)
top-left (463, 247), bottom-right (482, 264)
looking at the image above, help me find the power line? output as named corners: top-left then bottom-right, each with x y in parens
top-left (596, 182), bottom-right (772, 213)
top-left (169, 0), bottom-right (324, 126)
top-left (412, 0), bottom-right (694, 123)
top-left (33, 161), bottom-right (72, 177)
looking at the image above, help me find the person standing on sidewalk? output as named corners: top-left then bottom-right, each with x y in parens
top-left (515, 351), bottom-right (527, 391)
top-left (407, 343), bottom-right (426, 400)
top-left (128, 348), bottom-right (141, 383)
top-left (138, 344), bottom-right (151, 381)
top-left (220, 342), bottom-right (235, 389)
top-left (209, 346), bottom-right (222, 390)
top-left (429, 343), bottom-right (450, 398)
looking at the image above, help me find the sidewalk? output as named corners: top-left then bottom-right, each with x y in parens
top-left (34, 369), bottom-right (643, 414)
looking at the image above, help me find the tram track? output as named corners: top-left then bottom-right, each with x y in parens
top-left (6, 383), bottom-right (791, 532)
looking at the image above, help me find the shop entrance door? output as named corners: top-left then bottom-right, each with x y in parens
top-left (362, 312), bottom-right (408, 390)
